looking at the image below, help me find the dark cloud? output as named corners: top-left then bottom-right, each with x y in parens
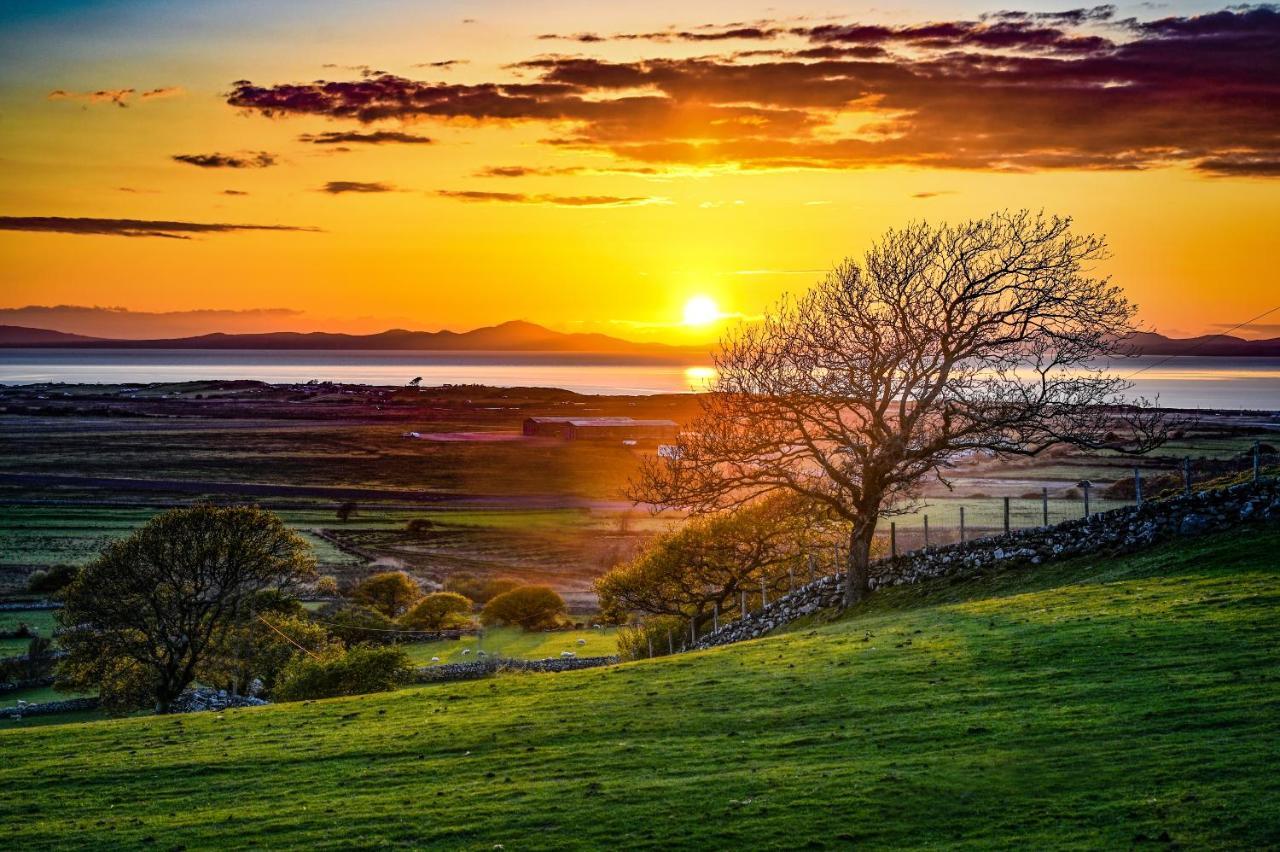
top-left (222, 189), bottom-right (249, 196)
top-left (411, 59), bottom-right (469, 68)
top-left (227, 8), bottom-right (1280, 177)
top-left (472, 164), bottom-right (662, 177)
top-left (173, 151), bottom-right (277, 168)
top-left (0, 216), bottom-right (315, 239)
top-left (436, 190), bottom-right (666, 207)
top-left (299, 130), bottom-right (433, 145)
top-left (320, 181), bottom-right (396, 193)
top-left (47, 86), bottom-right (182, 107)
top-left (911, 191), bottom-right (955, 198)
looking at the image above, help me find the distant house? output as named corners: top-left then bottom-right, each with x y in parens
top-left (522, 416), bottom-right (679, 442)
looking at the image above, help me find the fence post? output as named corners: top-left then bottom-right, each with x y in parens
top-left (691, 619), bottom-right (696, 645)
top-left (1042, 488), bottom-right (1049, 526)
top-left (667, 628), bottom-right (674, 655)
top-left (1134, 467), bottom-right (1143, 507)
top-left (1184, 456), bottom-right (1192, 495)
top-left (713, 601), bottom-right (719, 633)
top-left (1082, 481), bottom-right (1091, 518)
top-left (1003, 496), bottom-right (1011, 534)
top-left (890, 522), bottom-right (897, 558)
top-left (1255, 441), bottom-right (1262, 484)
top-left (741, 589), bottom-right (747, 618)
top-left (648, 634), bottom-right (653, 659)
top-left (923, 514), bottom-right (930, 549)
top-left (960, 506), bottom-right (966, 544)
top-left (760, 576), bottom-right (768, 609)
top-left (808, 553), bottom-right (816, 584)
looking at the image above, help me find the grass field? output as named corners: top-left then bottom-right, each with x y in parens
top-left (1, 525), bottom-right (1276, 848)
top-left (402, 626), bottom-right (617, 665)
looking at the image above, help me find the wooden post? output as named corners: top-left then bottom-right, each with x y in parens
top-left (691, 619), bottom-right (696, 644)
top-left (890, 522), bottom-right (897, 558)
top-left (667, 629), bottom-right (673, 655)
top-left (713, 601), bottom-right (719, 633)
top-left (808, 553), bottom-right (816, 584)
top-left (760, 576), bottom-right (768, 609)
top-left (1184, 456), bottom-right (1192, 495)
top-left (959, 506), bottom-right (966, 544)
top-left (788, 566), bottom-right (795, 593)
top-left (1042, 488), bottom-right (1049, 526)
top-left (647, 634), bottom-right (653, 659)
top-left (741, 589), bottom-right (747, 617)
top-left (1082, 482), bottom-right (1091, 518)
top-left (923, 514), bottom-right (930, 549)
top-left (1134, 467), bottom-right (1143, 507)
top-left (1003, 496), bottom-right (1011, 534)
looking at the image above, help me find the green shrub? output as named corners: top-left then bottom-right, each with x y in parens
top-left (351, 571), bottom-right (421, 617)
top-left (480, 585), bottom-right (567, 630)
top-left (27, 563), bottom-right (79, 594)
top-left (445, 575), bottom-right (520, 605)
top-left (398, 592), bottom-right (473, 631)
top-left (316, 603), bottom-right (398, 646)
top-left (274, 645), bottom-right (411, 701)
top-left (314, 575), bottom-right (340, 597)
top-left (615, 616), bottom-right (689, 661)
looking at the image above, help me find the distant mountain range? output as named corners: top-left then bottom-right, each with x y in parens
top-left (0, 320), bottom-right (706, 359)
top-left (0, 322), bottom-right (1277, 357)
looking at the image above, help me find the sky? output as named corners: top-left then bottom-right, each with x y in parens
top-left (1, 1), bottom-right (1277, 342)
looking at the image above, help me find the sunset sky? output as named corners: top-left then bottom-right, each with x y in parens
top-left (1, 1), bottom-right (1277, 342)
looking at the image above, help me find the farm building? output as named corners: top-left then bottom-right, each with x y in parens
top-left (522, 416), bottom-right (679, 442)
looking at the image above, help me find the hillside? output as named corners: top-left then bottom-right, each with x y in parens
top-left (0, 319), bottom-right (704, 359)
top-left (2, 527), bottom-right (1278, 848)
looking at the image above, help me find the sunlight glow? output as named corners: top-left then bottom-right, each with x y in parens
top-left (682, 295), bottom-right (720, 326)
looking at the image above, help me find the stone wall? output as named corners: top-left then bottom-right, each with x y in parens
top-left (0, 697), bottom-right (99, 720)
top-left (412, 655), bottom-right (619, 683)
top-left (694, 479), bottom-right (1279, 650)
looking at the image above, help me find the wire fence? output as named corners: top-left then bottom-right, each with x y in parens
top-left (631, 445), bottom-right (1276, 658)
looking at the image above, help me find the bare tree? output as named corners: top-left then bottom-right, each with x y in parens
top-left (632, 211), bottom-right (1166, 606)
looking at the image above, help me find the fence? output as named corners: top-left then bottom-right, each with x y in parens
top-left (633, 445), bottom-right (1275, 658)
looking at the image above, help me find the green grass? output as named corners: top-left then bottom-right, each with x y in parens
top-left (1, 527), bottom-right (1278, 849)
top-left (402, 626), bottom-right (617, 665)
top-left (0, 609), bottom-right (56, 655)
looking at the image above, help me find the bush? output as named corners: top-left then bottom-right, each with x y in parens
top-left (480, 585), bottom-right (567, 630)
top-left (316, 603), bottom-right (398, 646)
top-left (615, 616), bottom-right (688, 661)
top-left (274, 645), bottom-right (411, 702)
top-left (27, 563), bottom-right (79, 594)
top-left (351, 571), bottom-right (421, 617)
top-left (399, 592), bottom-right (473, 631)
top-left (314, 575), bottom-right (340, 597)
top-left (445, 575), bottom-right (520, 605)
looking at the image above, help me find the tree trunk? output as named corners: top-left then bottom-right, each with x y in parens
top-left (843, 522), bottom-right (876, 607)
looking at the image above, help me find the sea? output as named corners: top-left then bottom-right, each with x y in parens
top-left (0, 349), bottom-right (1278, 410)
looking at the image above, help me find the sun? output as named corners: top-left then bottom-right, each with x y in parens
top-left (682, 295), bottom-right (720, 326)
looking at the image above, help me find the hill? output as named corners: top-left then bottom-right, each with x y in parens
top-left (2, 526), bottom-right (1278, 847)
top-left (0, 319), bottom-right (704, 359)
top-left (1124, 331), bottom-right (1280, 356)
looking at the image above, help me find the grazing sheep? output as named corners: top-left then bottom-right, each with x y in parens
top-left (560, 650), bottom-right (576, 658)
top-left (430, 656), bottom-right (441, 663)
top-left (477, 650), bottom-right (487, 657)
top-left (461, 648), bottom-right (470, 655)
top-left (576, 638), bottom-right (587, 645)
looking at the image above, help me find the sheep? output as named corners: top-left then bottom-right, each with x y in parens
top-left (576, 638), bottom-right (587, 646)
top-left (560, 650), bottom-right (577, 658)
top-left (461, 648), bottom-right (470, 655)
top-left (477, 650), bottom-right (487, 657)
top-left (430, 656), bottom-right (441, 663)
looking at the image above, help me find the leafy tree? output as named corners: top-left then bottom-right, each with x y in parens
top-left (596, 495), bottom-right (836, 631)
top-left (633, 212), bottom-right (1166, 605)
top-left (314, 575), bottom-right (340, 597)
top-left (274, 645), bottom-right (411, 702)
top-left (200, 596), bottom-right (335, 696)
top-left (26, 563), bottom-right (78, 594)
top-left (399, 592), bottom-right (474, 631)
top-left (57, 505), bottom-right (315, 713)
top-left (480, 586), bottom-right (567, 630)
top-left (351, 570), bottom-right (421, 618)
top-left (315, 602), bottom-right (398, 646)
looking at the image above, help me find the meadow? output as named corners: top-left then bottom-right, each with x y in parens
top-left (2, 526), bottom-right (1276, 848)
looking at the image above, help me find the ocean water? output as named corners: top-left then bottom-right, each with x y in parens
top-left (0, 349), bottom-right (1277, 409)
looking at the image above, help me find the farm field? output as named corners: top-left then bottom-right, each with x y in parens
top-left (403, 626), bottom-right (617, 665)
top-left (2, 526), bottom-right (1276, 848)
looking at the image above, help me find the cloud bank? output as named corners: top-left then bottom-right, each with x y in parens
top-left (0, 216), bottom-right (316, 239)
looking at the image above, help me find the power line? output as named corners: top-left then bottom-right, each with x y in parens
top-left (256, 614), bottom-right (322, 659)
top-left (1126, 303), bottom-right (1280, 379)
